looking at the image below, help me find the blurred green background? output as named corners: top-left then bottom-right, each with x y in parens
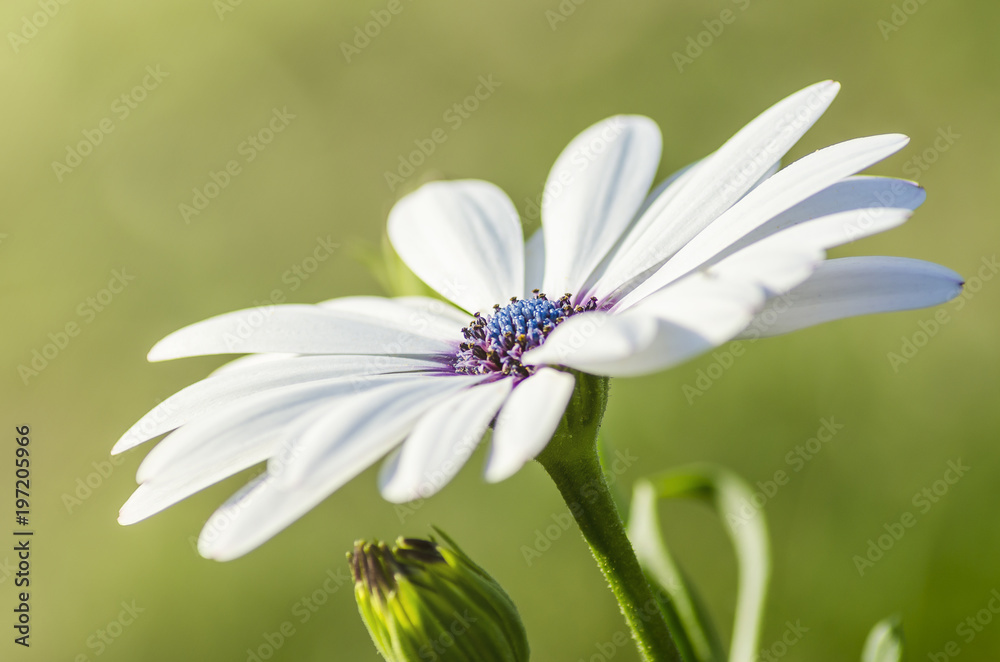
top-left (2, 0), bottom-right (998, 660)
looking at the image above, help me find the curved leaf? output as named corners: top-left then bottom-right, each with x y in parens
top-left (627, 464), bottom-right (771, 662)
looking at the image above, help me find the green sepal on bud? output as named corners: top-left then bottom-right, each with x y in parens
top-left (349, 529), bottom-right (529, 662)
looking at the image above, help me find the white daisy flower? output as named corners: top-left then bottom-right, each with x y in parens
top-left (114, 81), bottom-right (962, 561)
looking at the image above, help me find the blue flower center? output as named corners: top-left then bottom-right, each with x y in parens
top-left (454, 291), bottom-right (598, 379)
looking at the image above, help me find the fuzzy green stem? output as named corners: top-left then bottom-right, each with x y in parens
top-left (536, 373), bottom-right (683, 662)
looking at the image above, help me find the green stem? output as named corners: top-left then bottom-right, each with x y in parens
top-left (536, 373), bottom-right (683, 662)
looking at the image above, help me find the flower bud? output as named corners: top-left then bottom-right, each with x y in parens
top-left (349, 531), bottom-right (529, 662)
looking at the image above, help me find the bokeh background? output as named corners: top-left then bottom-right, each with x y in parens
top-left (2, 0), bottom-right (998, 660)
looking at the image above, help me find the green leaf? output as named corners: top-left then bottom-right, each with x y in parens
top-left (861, 616), bottom-right (904, 662)
top-left (629, 479), bottom-right (720, 662)
top-left (627, 464), bottom-right (771, 662)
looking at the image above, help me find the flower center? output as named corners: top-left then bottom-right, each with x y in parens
top-left (454, 291), bottom-right (598, 379)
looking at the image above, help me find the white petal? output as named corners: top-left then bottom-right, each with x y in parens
top-left (529, 273), bottom-right (764, 377)
top-left (524, 228), bottom-right (545, 296)
top-left (147, 303), bottom-right (458, 361)
top-left (617, 203), bottom-right (916, 316)
top-left (121, 457), bottom-right (269, 526)
top-left (120, 375), bottom-right (426, 525)
top-left (553, 318), bottom-right (736, 378)
top-left (541, 116), bottom-right (662, 296)
top-left (629, 272), bottom-right (767, 327)
top-left (198, 376), bottom-right (480, 560)
top-left (706, 206), bottom-right (913, 295)
top-left (118, 406), bottom-right (330, 525)
top-left (618, 134), bottom-right (910, 307)
top-left (198, 473), bottom-right (278, 561)
top-left (393, 296), bottom-right (473, 326)
top-left (209, 353), bottom-right (298, 376)
top-left (754, 175), bottom-right (923, 231)
top-left (593, 81), bottom-right (840, 300)
top-left (581, 159), bottom-right (705, 295)
top-left (633, 154), bottom-right (780, 223)
top-left (745, 159), bottom-right (783, 194)
top-left (708, 245), bottom-right (824, 297)
top-left (379, 379), bottom-right (513, 503)
top-left (387, 180), bottom-right (524, 313)
top-left (134, 373), bottom-right (419, 484)
top-left (742, 257), bottom-right (964, 337)
top-left (582, 159), bottom-right (782, 298)
top-left (118, 401), bottom-right (340, 525)
top-left (319, 296), bottom-right (468, 334)
top-left (633, 160), bottom-right (702, 220)
top-left (520, 312), bottom-right (659, 368)
top-left (271, 376), bottom-right (481, 487)
top-left (113, 355), bottom-right (446, 454)
top-left (485, 368), bottom-right (575, 483)
top-left (712, 176), bottom-right (924, 262)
